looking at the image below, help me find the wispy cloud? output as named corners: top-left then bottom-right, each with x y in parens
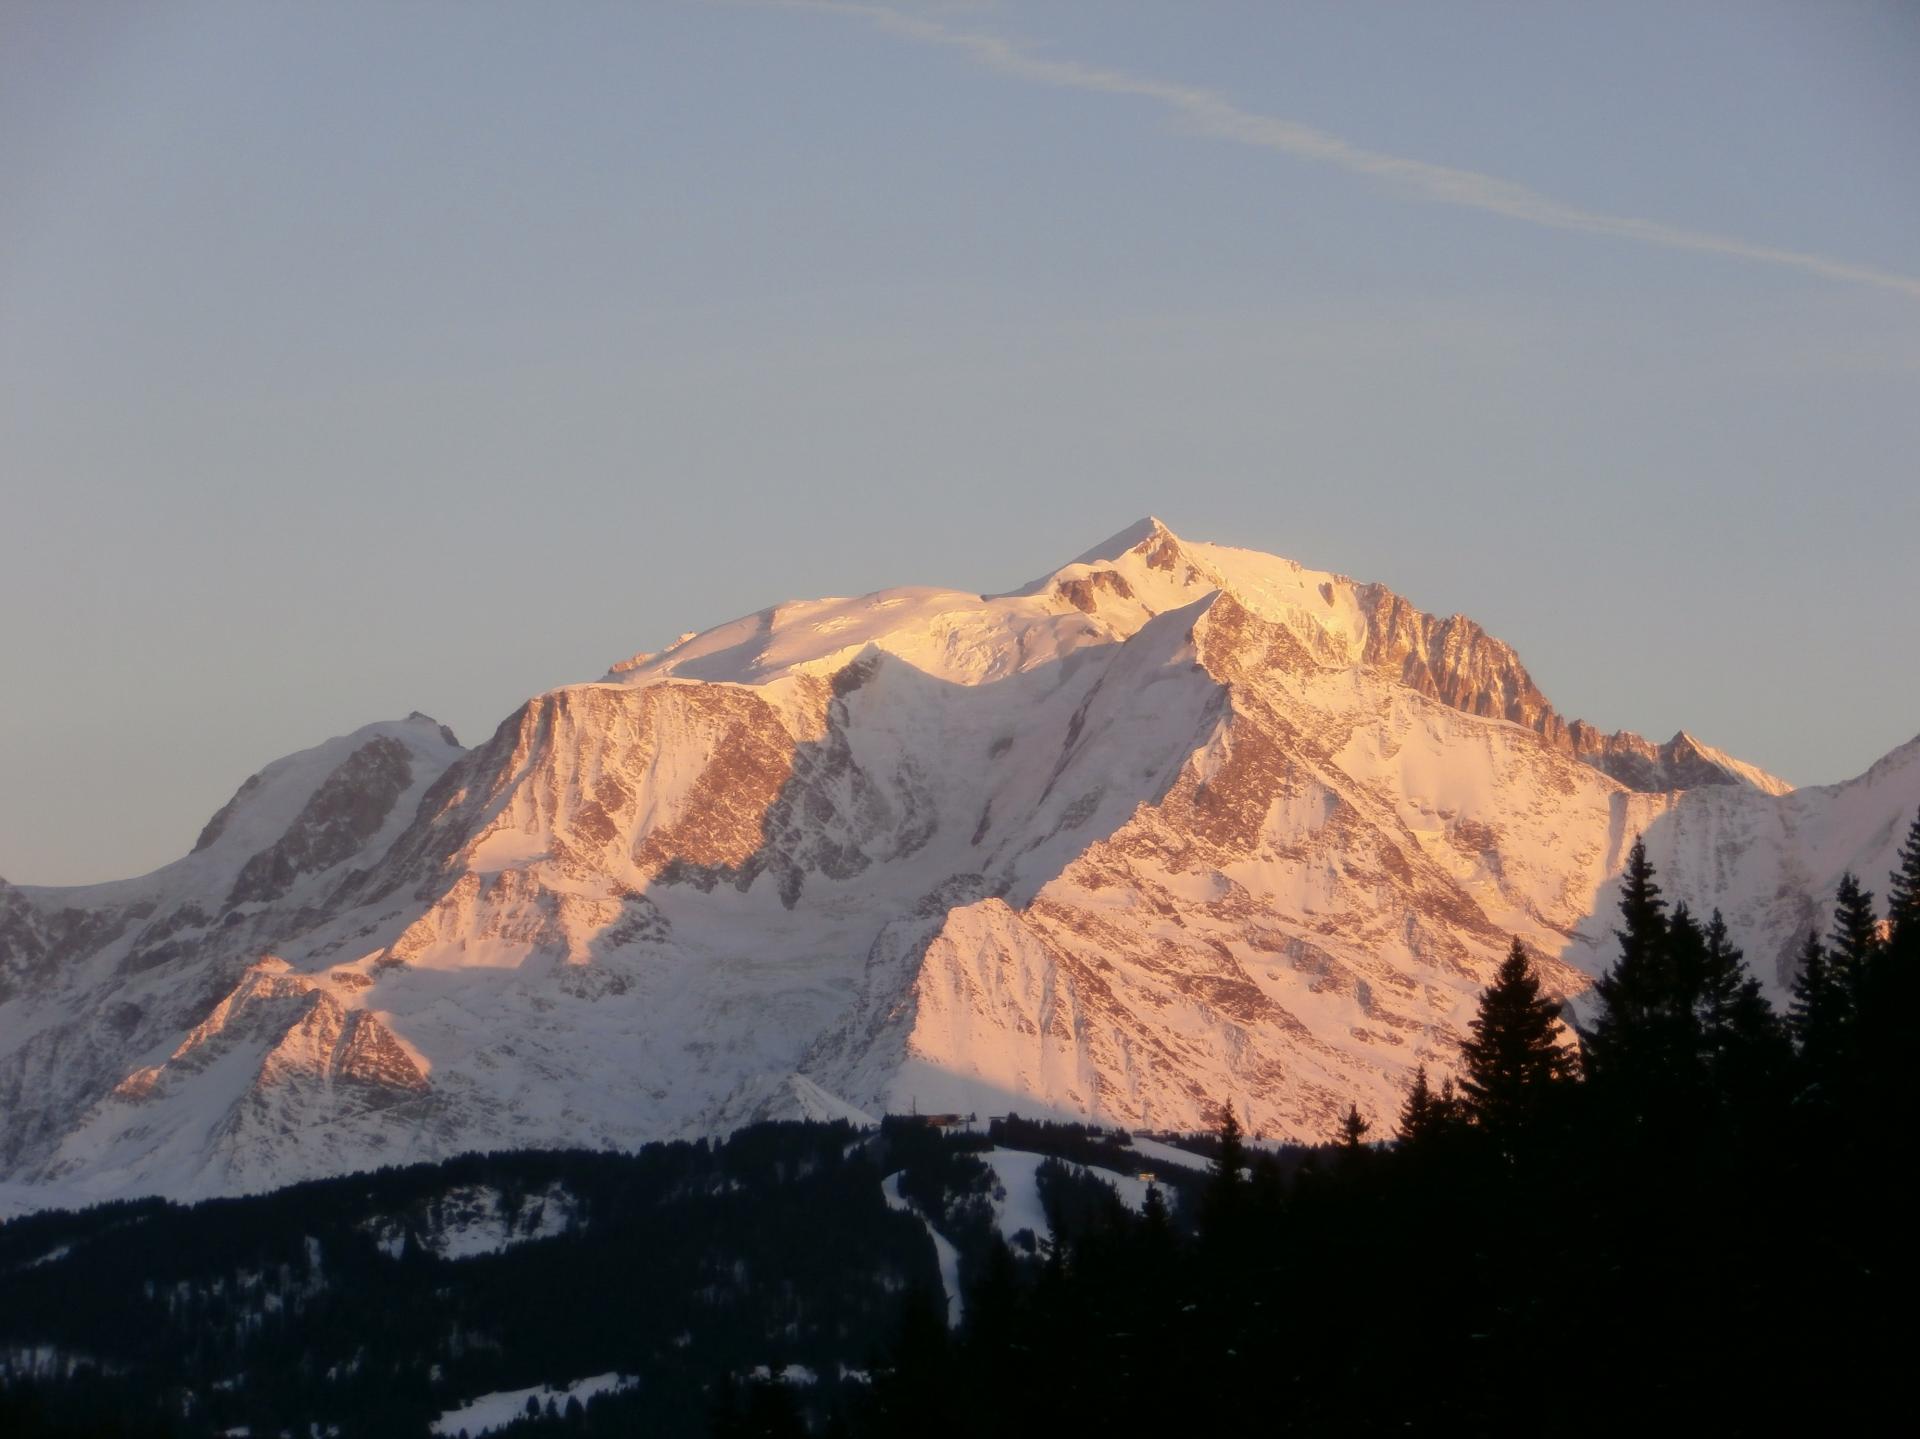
top-left (765, 0), bottom-right (1920, 301)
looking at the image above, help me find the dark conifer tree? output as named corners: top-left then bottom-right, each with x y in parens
top-left (1581, 838), bottom-right (1673, 1101)
top-left (1788, 930), bottom-right (1844, 1091)
top-left (1458, 937), bottom-right (1577, 1137)
top-left (1850, 823), bottom-right (1920, 1125)
top-left (1696, 909), bottom-right (1745, 1022)
top-left (1397, 1065), bottom-right (1441, 1144)
top-left (1140, 1181), bottom-right (1172, 1240)
top-left (1663, 901), bottom-right (1712, 1092)
top-left (1200, 1101), bottom-right (1247, 1240)
top-left (1888, 807), bottom-right (1920, 951)
top-left (1337, 1103), bottom-right (1371, 1150)
top-left (1210, 1102), bottom-right (1246, 1186)
top-left (1827, 872), bottom-right (1880, 1008)
top-left (1698, 909), bottom-right (1790, 1111)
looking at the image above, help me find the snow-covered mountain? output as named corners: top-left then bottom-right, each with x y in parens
top-left (3, 519), bottom-right (1915, 1209)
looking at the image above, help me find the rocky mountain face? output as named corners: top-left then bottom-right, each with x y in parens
top-left (1354, 584), bottom-right (1794, 795)
top-left (2, 520), bottom-right (1914, 1210)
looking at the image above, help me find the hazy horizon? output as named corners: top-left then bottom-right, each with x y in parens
top-left (4, 0), bottom-right (1917, 885)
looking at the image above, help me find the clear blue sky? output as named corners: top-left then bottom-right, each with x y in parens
top-left (3, 0), bottom-right (1916, 884)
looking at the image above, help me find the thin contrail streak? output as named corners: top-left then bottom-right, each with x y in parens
top-left (766, 0), bottom-right (1920, 301)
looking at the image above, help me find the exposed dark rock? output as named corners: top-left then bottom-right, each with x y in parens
top-left (1354, 584), bottom-right (1772, 793)
top-left (228, 737), bottom-right (414, 906)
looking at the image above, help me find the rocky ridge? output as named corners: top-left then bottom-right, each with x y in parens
top-left (1, 520), bottom-right (1913, 1209)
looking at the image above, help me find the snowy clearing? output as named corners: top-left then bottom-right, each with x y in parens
top-left (881, 1172), bottom-right (964, 1328)
top-left (429, 1372), bottom-right (636, 1436)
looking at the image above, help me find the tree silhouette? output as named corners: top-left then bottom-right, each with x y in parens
top-left (1788, 930), bottom-right (1844, 1093)
top-left (1337, 1103), bottom-right (1371, 1150)
top-left (1397, 1065), bottom-right (1442, 1144)
top-left (1210, 1102), bottom-right (1246, 1183)
top-left (1698, 909), bottom-right (1789, 1112)
top-left (1458, 937), bottom-right (1576, 1137)
top-left (1581, 837), bottom-right (1672, 1102)
top-left (1887, 807), bottom-right (1920, 950)
top-left (1827, 872), bottom-right (1880, 1007)
top-left (1199, 1100), bottom-right (1248, 1241)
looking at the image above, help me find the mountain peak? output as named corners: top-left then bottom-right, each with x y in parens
top-left (3, 519), bottom-right (1913, 1205)
top-left (601, 520), bottom-right (1792, 800)
top-left (1066, 516), bottom-right (1178, 568)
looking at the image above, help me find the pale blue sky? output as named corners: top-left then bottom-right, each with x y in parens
top-left (3, 0), bottom-right (1917, 884)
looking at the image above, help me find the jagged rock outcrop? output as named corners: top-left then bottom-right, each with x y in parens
top-left (0, 520), bottom-right (1911, 1209)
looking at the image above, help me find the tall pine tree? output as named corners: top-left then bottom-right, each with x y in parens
top-left (1827, 872), bottom-right (1880, 1009)
top-left (1851, 823), bottom-right (1920, 1123)
top-left (1888, 807), bottom-right (1920, 952)
top-left (1397, 1064), bottom-right (1444, 1144)
top-left (1458, 937), bottom-right (1577, 1137)
top-left (1582, 841), bottom-right (1719, 1130)
top-left (1200, 1101), bottom-right (1248, 1242)
top-left (1337, 1103), bottom-right (1372, 1150)
top-left (1788, 930), bottom-right (1844, 1094)
top-left (1581, 837), bottom-right (1671, 1095)
top-left (1697, 909), bottom-right (1790, 1114)
top-left (1873, 808), bottom-right (1920, 1055)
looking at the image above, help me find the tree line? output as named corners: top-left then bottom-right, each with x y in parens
top-left (824, 810), bottom-right (1920, 1437)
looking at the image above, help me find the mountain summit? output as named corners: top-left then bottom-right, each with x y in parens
top-left (1, 521), bottom-right (1911, 1208)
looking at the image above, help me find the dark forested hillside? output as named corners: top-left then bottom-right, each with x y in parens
top-left (0, 1123), bottom-right (960, 1437)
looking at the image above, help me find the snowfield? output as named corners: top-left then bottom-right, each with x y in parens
top-left (430, 1373), bottom-right (636, 1436)
top-left (882, 1172), bottom-right (965, 1327)
top-left (2, 519), bottom-right (1915, 1208)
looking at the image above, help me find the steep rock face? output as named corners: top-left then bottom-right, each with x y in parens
top-left (52, 958), bottom-right (436, 1196)
top-left (1349, 583), bottom-right (1792, 795)
top-left (804, 590), bottom-right (1611, 1137)
top-left (228, 736), bottom-right (418, 905)
top-left (1357, 585), bottom-right (1560, 734)
top-left (0, 521), bottom-right (1912, 1209)
top-left (0, 714), bottom-right (463, 1189)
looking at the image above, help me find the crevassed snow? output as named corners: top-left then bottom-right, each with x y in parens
top-left (429, 1372), bottom-right (636, 1436)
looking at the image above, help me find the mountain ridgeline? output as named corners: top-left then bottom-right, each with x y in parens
top-left (2, 519), bottom-right (1917, 1210)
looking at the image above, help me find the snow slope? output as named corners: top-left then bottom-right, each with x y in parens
top-left (430, 1373), bottom-right (635, 1437)
top-left (1, 521), bottom-right (1913, 1207)
top-left (881, 1172), bottom-right (963, 1327)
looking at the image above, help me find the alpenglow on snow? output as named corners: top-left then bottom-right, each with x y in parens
top-left (3, 519), bottom-right (1916, 1210)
